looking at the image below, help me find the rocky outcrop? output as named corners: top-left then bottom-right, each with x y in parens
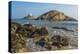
top-left (35, 35), bottom-right (70, 50)
top-left (11, 22), bottom-right (21, 34)
top-left (51, 35), bottom-right (69, 48)
top-left (33, 27), bottom-right (49, 36)
top-left (36, 10), bottom-right (77, 21)
top-left (10, 22), bottom-right (49, 53)
top-left (23, 13), bottom-right (37, 19)
top-left (11, 22), bottom-right (28, 53)
top-left (10, 22), bottom-right (76, 52)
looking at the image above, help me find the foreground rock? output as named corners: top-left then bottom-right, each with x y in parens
top-left (35, 35), bottom-right (70, 50)
top-left (51, 35), bottom-right (69, 48)
top-left (10, 22), bottom-right (77, 52)
top-left (11, 22), bottom-right (28, 53)
top-left (10, 22), bottom-right (49, 53)
top-left (11, 22), bottom-right (21, 34)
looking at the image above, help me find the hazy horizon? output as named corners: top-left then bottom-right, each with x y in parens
top-left (10, 1), bottom-right (78, 19)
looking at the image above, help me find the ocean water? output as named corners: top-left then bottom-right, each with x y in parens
top-left (12, 19), bottom-right (78, 35)
top-left (11, 19), bottom-right (78, 30)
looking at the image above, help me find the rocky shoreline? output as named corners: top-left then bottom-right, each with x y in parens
top-left (10, 22), bottom-right (78, 53)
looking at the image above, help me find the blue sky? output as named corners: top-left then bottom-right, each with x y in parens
top-left (10, 1), bottom-right (78, 19)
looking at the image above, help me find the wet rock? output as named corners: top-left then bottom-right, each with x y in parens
top-left (51, 35), bottom-right (69, 48)
top-left (35, 36), bottom-right (51, 50)
top-left (11, 33), bottom-right (27, 53)
top-left (11, 22), bottom-right (21, 34)
top-left (26, 38), bottom-right (47, 52)
top-left (23, 24), bottom-right (33, 28)
top-left (11, 22), bottom-right (28, 53)
top-left (35, 38), bottom-right (46, 47)
top-left (39, 27), bottom-right (49, 36)
top-left (34, 27), bottom-right (49, 36)
top-left (26, 27), bottom-right (49, 38)
top-left (22, 24), bottom-right (37, 38)
top-left (23, 24), bottom-right (34, 32)
top-left (11, 22), bottom-right (76, 52)
top-left (10, 22), bottom-right (52, 52)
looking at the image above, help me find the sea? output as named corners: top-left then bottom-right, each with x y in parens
top-left (11, 19), bottom-right (78, 36)
top-left (11, 19), bottom-right (78, 30)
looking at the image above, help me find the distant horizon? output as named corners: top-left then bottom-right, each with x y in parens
top-left (10, 1), bottom-right (78, 19)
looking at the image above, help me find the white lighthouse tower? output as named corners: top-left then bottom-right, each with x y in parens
top-left (24, 12), bottom-right (35, 19)
top-left (27, 13), bottom-right (32, 17)
top-left (29, 13), bottom-right (32, 16)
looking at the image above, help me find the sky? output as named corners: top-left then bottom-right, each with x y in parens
top-left (10, 1), bottom-right (78, 19)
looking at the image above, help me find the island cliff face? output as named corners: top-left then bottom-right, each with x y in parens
top-left (36, 10), bottom-right (77, 21)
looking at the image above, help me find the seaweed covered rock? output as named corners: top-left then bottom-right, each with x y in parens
top-left (35, 36), bottom-right (50, 49)
top-left (11, 22), bottom-right (29, 37)
top-left (23, 24), bottom-right (33, 29)
top-left (23, 24), bottom-right (37, 38)
top-left (39, 27), bottom-right (49, 36)
top-left (34, 27), bottom-right (49, 36)
top-left (11, 22), bottom-right (28, 53)
top-left (35, 35), bottom-right (70, 50)
top-left (35, 38), bottom-right (46, 47)
top-left (10, 22), bottom-right (76, 52)
top-left (10, 22), bottom-right (49, 52)
top-left (11, 33), bottom-right (27, 53)
top-left (51, 35), bottom-right (69, 48)
top-left (11, 22), bottom-right (22, 34)
top-left (26, 26), bottom-right (49, 38)
top-left (26, 38), bottom-right (47, 52)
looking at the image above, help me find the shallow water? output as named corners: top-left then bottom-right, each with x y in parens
top-left (12, 19), bottom-right (77, 28)
top-left (12, 19), bottom-right (78, 33)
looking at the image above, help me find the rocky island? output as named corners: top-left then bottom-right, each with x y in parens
top-left (23, 13), bottom-right (37, 20)
top-left (35, 10), bottom-right (77, 21)
top-left (23, 10), bottom-right (77, 21)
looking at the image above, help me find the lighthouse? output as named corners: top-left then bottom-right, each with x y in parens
top-left (29, 13), bottom-right (32, 16)
top-left (24, 13), bottom-right (36, 19)
top-left (27, 13), bottom-right (32, 17)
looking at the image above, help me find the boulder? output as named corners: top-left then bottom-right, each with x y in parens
top-left (51, 35), bottom-right (69, 48)
top-left (11, 22), bottom-right (28, 53)
top-left (27, 27), bottom-right (49, 38)
top-left (11, 22), bottom-right (22, 34)
top-left (34, 27), bottom-right (49, 36)
top-left (11, 33), bottom-right (27, 53)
